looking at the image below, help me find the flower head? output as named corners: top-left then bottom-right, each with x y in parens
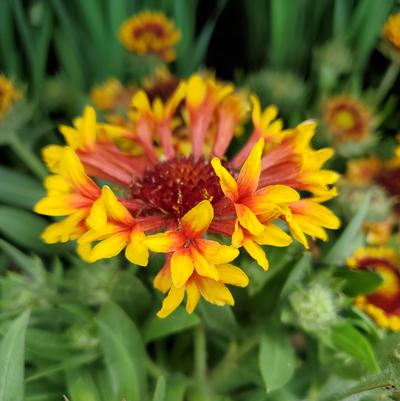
top-left (35, 73), bottom-right (340, 317)
top-left (384, 13), bottom-right (400, 50)
top-left (0, 75), bottom-right (21, 119)
top-left (347, 247), bottom-right (400, 331)
top-left (90, 78), bottom-right (134, 112)
top-left (118, 11), bottom-right (180, 61)
top-left (324, 96), bottom-right (374, 143)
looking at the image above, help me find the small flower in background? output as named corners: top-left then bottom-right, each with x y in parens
top-left (90, 78), bottom-right (135, 112)
top-left (323, 96), bottom-right (375, 151)
top-left (346, 157), bottom-right (383, 187)
top-left (364, 219), bottom-right (394, 245)
top-left (142, 65), bottom-right (180, 103)
top-left (118, 11), bottom-right (181, 62)
top-left (0, 75), bottom-right (21, 119)
top-left (383, 13), bottom-right (400, 50)
top-left (34, 73), bottom-right (340, 317)
top-left (347, 247), bottom-right (400, 331)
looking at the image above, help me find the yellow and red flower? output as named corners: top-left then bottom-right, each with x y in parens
top-left (0, 75), bottom-right (21, 119)
top-left (35, 73), bottom-right (340, 317)
top-left (347, 247), bottom-right (400, 331)
top-left (118, 11), bottom-right (180, 62)
top-left (324, 95), bottom-right (374, 143)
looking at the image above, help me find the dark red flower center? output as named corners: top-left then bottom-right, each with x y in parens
top-left (375, 167), bottom-right (400, 214)
top-left (130, 156), bottom-right (225, 218)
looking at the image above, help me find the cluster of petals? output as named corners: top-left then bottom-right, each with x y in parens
top-left (35, 72), bottom-right (340, 317)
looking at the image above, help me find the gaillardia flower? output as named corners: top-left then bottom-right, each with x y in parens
top-left (0, 75), bottom-right (21, 119)
top-left (383, 13), bottom-right (400, 50)
top-left (348, 247), bottom-right (400, 331)
top-left (118, 11), bottom-right (180, 62)
top-left (324, 95), bottom-right (374, 144)
top-left (35, 73), bottom-right (340, 317)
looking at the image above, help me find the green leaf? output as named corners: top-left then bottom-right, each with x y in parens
top-left (0, 239), bottom-right (37, 277)
top-left (259, 326), bottom-right (296, 393)
top-left (144, 307), bottom-right (200, 343)
top-left (0, 310), bottom-right (30, 401)
top-left (0, 206), bottom-right (54, 254)
top-left (152, 376), bottom-right (166, 401)
top-left (335, 269), bottom-right (383, 296)
top-left (97, 302), bottom-right (147, 401)
top-left (279, 252), bottom-right (311, 301)
top-left (66, 368), bottom-right (101, 401)
top-left (323, 195), bottom-right (370, 265)
top-left (0, 166), bottom-right (43, 209)
top-left (330, 323), bottom-right (379, 372)
top-left (199, 303), bottom-right (238, 339)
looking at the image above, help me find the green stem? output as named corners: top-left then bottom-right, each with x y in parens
top-left (210, 334), bottom-right (260, 387)
top-left (375, 60), bottom-right (400, 105)
top-left (145, 355), bottom-right (166, 379)
top-left (8, 133), bottom-right (46, 179)
top-left (194, 324), bottom-right (207, 385)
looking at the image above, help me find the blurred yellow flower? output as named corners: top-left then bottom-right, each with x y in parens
top-left (0, 75), bottom-right (21, 119)
top-left (118, 11), bottom-right (180, 62)
top-left (384, 13), bottom-right (400, 49)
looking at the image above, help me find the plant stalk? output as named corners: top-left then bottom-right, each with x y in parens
top-left (375, 60), bottom-right (400, 105)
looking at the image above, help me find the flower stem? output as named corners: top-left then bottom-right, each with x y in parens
top-left (194, 324), bottom-right (207, 385)
top-left (375, 61), bottom-right (400, 105)
top-left (8, 133), bottom-right (46, 179)
top-left (210, 334), bottom-right (260, 387)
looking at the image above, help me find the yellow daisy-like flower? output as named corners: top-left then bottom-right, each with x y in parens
top-left (35, 73), bottom-right (340, 318)
top-left (0, 75), bottom-right (21, 119)
top-left (324, 95), bottom-right (373, 143)
top-left (347, 247), bottom-right (400, 331)
top-left (384, 13), bottom-right (400, 50)
top-left (118, 11), bottom-right (181, 62)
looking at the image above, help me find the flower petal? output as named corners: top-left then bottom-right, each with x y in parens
top-left (157, 286), bottom-right (185, 318)
top-left (217, 264), bottom-right (249, 287)
top-left (181, 200), bottom-right (214, 238)
top-left (253, 223), bottom-right (292, 247)
top-left (237, 137), bottom-right (264, 197)
top-left (235, 203), bottom-right (264, 236)
top-left (125, 229), bottom-right (149, 266)
top-left (89, 233), bottom-right (128, 262)
top-left (143, 232), bottom-right (184, 253)
top-left (196, 239), bottom-right (239, 264)
top-left (243, 237), bottom-right (269, 270)
top-left (211, 157), bottom-right (238, 201)
top-left (153, 260), bottom-right (172, 293)
top-left (186, 280), bottom-right (201, 314)
top-left (171, 249), bottom-right (194, 288)
top-left (197, 277), bottom-right (234, 306)
top-left (191, 246), bottom-right (219, 280)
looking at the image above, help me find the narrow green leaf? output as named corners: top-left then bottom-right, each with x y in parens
top-left (335, 269), bottom-right (383, 296)
top-left (66, 368), bottom-right (100, 401)
top-left (152, 376), bottom-right (166, 401)
top-left (144, 307), bottom-right (200, 343)
top-left (97, 302), bottom-right (147, 401)
top-left (0, 310), bottom-right (30, 401)
top-left (0, 165), bottom-right (43, 209)
top-left (280, 252), bottom-right (312, 301)
top-left (323, 195), bottom-right (370, 265)
top-left (0, 206), bottom-right (54, 254)
top-left (330, 323), bottom-right (379, 372)
top-left (259, 326), bottom-right (296, 393)
top-left (0, 239), bottom-right (36, 276)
